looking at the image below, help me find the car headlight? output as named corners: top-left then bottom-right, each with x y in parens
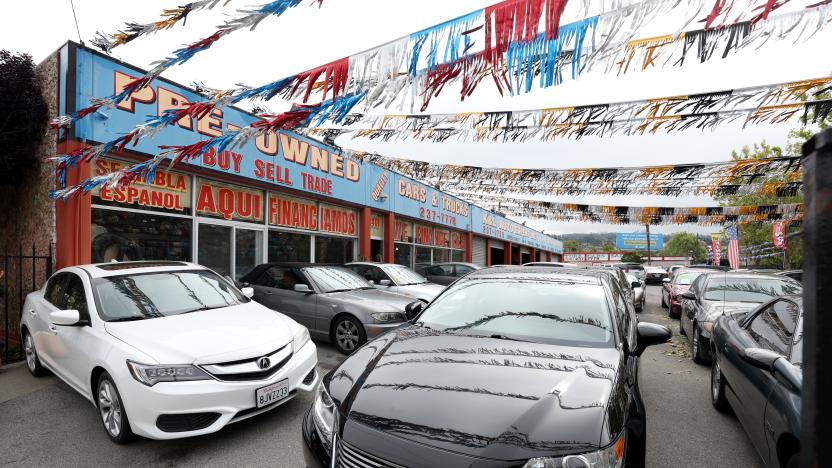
top-left (523, 432), bottom-right (625, 468)
top-left (312, 384), bottom-right (337, 451)
top-left (292, 326), bottom-right (311, 354)
top-left (126, 361), bottom-right (211, 386)
top-left (371, 312), bottom-right (406, 323)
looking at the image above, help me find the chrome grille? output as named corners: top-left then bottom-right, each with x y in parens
top-left (337, 439), bottom-right (405, 468)
top-left (200, 344), bottom-right (292, 382)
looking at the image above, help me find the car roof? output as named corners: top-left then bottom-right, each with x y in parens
top-left (428, 262), bottom-right (479, 267)
top-left (76, 261), bottom-right (207, 278)
top-left (701, 271), bottom-right (795, 280)
top-left (461, 266), bottom-right (605, 285)
top-left (345, 262), bottom-right (404, 268)
top-left (238, 262), bottom-right (345, 283)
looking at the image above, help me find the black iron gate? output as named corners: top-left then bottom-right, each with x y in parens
top-left (1, 244), bottom-right (53, 364)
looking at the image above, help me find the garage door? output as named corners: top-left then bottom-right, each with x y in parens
top-left (472, 236), bottom-right (486, 266)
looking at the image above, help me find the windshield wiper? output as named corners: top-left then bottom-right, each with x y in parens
top-left (487, 334), bottom-right (530, 342)
top-left (107, 316), bottom-right (147, 322)
top-left (327, 289), bottom-right (353, 293)
top-left (179, 305), bottom-right (228, 315)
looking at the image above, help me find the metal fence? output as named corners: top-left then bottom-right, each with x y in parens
top-left (1, 244), bottom-right (53, 364)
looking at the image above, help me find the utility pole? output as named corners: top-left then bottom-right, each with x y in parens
top-left (645, 224), bottom-right (651, 266)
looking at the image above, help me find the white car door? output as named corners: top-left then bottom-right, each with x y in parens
top-left (29, 272), bottom-right (69, 370)
top-left (46, 271), bottom-right (99, 395)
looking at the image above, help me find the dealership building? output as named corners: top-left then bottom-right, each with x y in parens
top-left (46, 42), bottom-right (562, 278)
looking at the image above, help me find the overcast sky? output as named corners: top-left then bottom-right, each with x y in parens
top-left (2, 0), bottom-right (829, 235)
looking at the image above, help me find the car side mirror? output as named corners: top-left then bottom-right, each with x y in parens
top-left (50, 309), bottom-right (81, 326)
top-left (681, 291), bottom-right (696, 300)
top-left (739, 348), bottom-right (781, 372)
top-left (631, 281), bottom-right (641, 288)
top-left (240, 287), bottom-right (254, 298)
top-left (293, 284), bottom-right (313, 293)
top-left (634, 322), bottom-right (672, 356)
top-left (404, 301), bottom-right (423, 321)
top-left (662, 278), bottom-right (671, 284)
top-left (379, 279), bottom-right (392, 286)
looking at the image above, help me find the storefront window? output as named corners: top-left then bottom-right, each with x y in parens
top-left (235, 229), bottom-right (263, 280)
top-left (394, 243), bottom-right (412, 268)
top-left (432, 248), bottom-right (450, 263)
top-left (371, 239), bottom-right (383, 262)
top-left (198, 224), bottom-right (232, 277)
top-left (452, 250), bottom-right (464, 262)
top-left (268, 231), bottom-right (311, 262)
top-left (315, 236), bottom-right (355, 264)
top-left (92, 208), bottom-right (191, 263)
top-left (415, 246), bottom-right (432, 268)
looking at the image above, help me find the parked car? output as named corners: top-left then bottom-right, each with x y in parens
top-left (667, 264), bottom-right (685, 277)
top-left (775, 270), bottom-right (802, 282)
top-left (710, 296), bottom-right (802, 468)
top-left (20, 261), bottom-right (318, 443)
top-left (344, 262), bottom-right (445, 303)
top-left (241, 263), bottom-right (414, 354)
top-left (661, 268), bottom-right (709, 318)
top-left (644, 266), bottom-right (669, 285)
top-left (522, 261), bottom-right (578, 267)
top-left (627, 273), bottom-right (646, 312)
top-left (613, 262), bottom-right (645, 281)
top-left (679, 272), bottom-right (802, 364)
top-left (302, 266), bottom-right (672, 468)
top-left (415, 262), bottom-right (481, 285)
top-left (585, 264), bottom-right (634, 306)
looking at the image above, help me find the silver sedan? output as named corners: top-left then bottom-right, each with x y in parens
top-left (345, 262), bottom-right (446, 303)
top-left (627, 273), bottom-right (646, 312)
top-left (241, 263), bottom-right (415, 354)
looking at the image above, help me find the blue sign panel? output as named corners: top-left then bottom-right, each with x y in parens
top-left (615, 233), bottom-right (664, 251)
top-left (69, 47), bottom-right (560, 250)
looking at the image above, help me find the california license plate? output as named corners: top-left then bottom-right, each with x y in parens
top-left (256, 379), bottom-right (289, 408)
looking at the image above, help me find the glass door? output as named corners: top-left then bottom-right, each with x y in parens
top-left (198, 224), bottom-right (232, 278)
top-left (235, 228), bottom-right (263, 280)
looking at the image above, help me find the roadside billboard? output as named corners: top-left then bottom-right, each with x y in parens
top-left (615, 233), bottom-right (664, 251)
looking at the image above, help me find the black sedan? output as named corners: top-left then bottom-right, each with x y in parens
top-left (709, 296), bottom-right (802, 468)
top-left (679, 272), bottom-right (802, 364)
top-left (302, 267), bottom-right (671, 468)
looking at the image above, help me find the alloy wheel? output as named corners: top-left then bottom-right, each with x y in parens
top-left (692, 330), bottom-right (700, 357)
top-left (712, 359), bottom-right (721, 400)
top-left (98, 380), bottom-right (122, 438)
top-left (336, 320), bottom-right (360, 352)
top-left (24, 333), bottom-right (36, 372)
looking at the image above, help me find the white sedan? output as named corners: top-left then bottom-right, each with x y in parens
top-left (20, 261), bottom-right (318, 443)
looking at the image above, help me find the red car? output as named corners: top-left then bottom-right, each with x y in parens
top-left (661, 269), bottom-right (708, 318)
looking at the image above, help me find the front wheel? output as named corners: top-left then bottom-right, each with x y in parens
top-left (661, 293), bottom-right (668, 308)
top-left (22, 330), bottom-right (47, 377)
top-left (691, 327), bottom-right (706, 365)
top-left (332, 316), bottom-right (366, 355)
top-left (711, 357), bottom-right (730, 413)
top-left (97, 373), bottom-right (133, 444)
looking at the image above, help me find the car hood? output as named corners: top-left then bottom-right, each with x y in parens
top-left (392, 283), bottom-right (445, 301)
top-left (325, 288), bottom-right (414, 311)
top-left (328, 326), bottom-right (622, 460)
top-left (104, 301), bottom-right (295, 364)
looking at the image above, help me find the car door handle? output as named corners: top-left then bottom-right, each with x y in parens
top-left (263, 291), bottom-right (273, 295)
top-left (29, 309), bottom-right (37, 316)
top-left (49, 325), bottom-right (58, 334)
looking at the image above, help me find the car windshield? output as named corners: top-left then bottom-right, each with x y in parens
top-left (384, 265), bottom-right (428, 285)
top-left (93, 270), bottom-right (246, 321)
top-left (416, 279), bottom-right (615, 347)
top-left (703, 277), bottom-right (802, 303)
top-left (303, 267), bottom-right (374, 293)
top-left (674, 271), bottom-right (702, 286)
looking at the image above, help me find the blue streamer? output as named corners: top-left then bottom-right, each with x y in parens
top-left (409, 10), bottom-right (482, 74)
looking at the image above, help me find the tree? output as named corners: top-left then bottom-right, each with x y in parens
top-left (0, 50), bottom-right (48, 185)
top-left (662, 232), bottom-right (706, 263)
top-left (602, 243), bottom-right (615, 252)
top-left (621, 252), bottom-right (643, 263)
top-left (563, 239), bottom-right (581, 252)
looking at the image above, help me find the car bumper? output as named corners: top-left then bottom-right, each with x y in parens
top-left (364, 322), bottom-right (404, 340)
top-left (117, 340), bottom-right (318, 440)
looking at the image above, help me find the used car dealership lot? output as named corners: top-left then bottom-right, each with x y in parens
top-left (0, 287), bottom-right (762, 467)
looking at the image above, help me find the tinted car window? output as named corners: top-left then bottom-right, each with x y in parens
top-left (93, 270), bottom-right (247, 321)
top-left (428, 265), bottom-right (453, 276)
top-left (748, 300), bottom-right (799, 355)
top-left (63, 274), bottom-right (90, 321)
top-left (44, 273), bottom-right (68, 307)
top-left (416, 280), bottom-right (614, 347)
top-left (454, 265), bottom-right (475, 276)
top-left (257, 267), bottom-right (303, 290)
top-left (703, 277), bottom-right (802, 303)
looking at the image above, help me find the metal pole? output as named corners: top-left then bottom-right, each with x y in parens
top-left (645, 224), bottom-right (651, 266)
top-left (801, 128), bottom-right (832, 467)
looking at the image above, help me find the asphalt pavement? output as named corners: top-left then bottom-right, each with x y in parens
top-left (0, 286), bottom-right (763, 467)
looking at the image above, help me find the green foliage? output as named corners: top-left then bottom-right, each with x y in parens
top-left (662, 232), bottom-right (707, 262)
top-left (0, 50), bottom-right (48, 185)
top-left (563, 239), bottom-right (581, 252)
top-left (602, 243), bottom-right (615, 252)
top-left (621, 252), bottom-right (643, 263)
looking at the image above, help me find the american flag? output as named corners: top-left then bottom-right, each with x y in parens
top-left (726, 224), bottom-right (740, 269)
